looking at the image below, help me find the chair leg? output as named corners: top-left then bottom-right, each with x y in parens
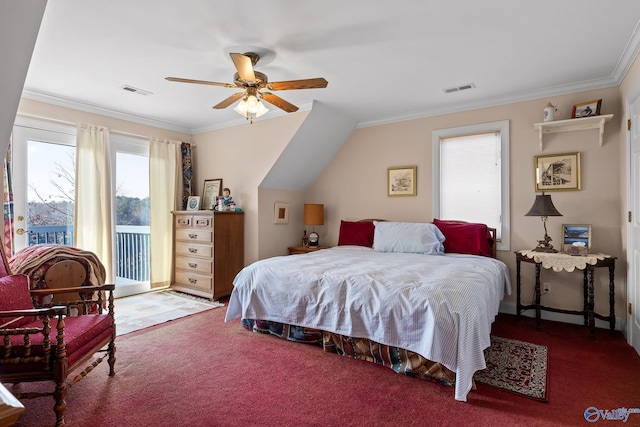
top-left (108, 338), bottom-right (116, 377)
top-left (53, 381), bottom-right (67, 427)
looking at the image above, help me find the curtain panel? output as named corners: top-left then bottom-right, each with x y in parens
top-left (75, 124), bottom-right (114, 283)
top-left (181, 142), bottom-right (193, 210)
top-left (2, 137), bottom-right (14, 257)
top-left (149, 138), bottom-right (180, 288)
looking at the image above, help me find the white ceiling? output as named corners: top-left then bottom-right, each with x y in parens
top-left (22, 0), bottom-right (640, 134)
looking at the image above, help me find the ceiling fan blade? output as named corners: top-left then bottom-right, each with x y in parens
top-left (213, 92), bottom-right (245, 109)
top-left (165, 77), bottom-right (236, 88)
top-left (230, 53), bottom-right (256, 82)
top-left (267, 78), bottom-right (328, 91)
top-left (261, 92), bottom-right (299, 113)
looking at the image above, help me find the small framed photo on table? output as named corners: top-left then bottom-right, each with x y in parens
top-left (186, 196), bottom-right (201, 211)
top-left (562, 224), bottom-right (591, 255)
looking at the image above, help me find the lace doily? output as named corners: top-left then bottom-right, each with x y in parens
top-left (518, 250), bottom-right (611, 272)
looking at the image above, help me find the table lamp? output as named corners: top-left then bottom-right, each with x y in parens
top-left (525, 192), bottom-right (562, 252)
top-left (303, 204), bottom-right (324, 247)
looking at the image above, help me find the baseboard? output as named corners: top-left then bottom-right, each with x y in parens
top-left (499, 301), bottom-right (626, 334)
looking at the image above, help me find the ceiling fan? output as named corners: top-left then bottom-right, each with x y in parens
top-left (166, 52), bottom-right (328, 123)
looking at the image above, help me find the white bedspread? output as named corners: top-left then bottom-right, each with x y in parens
top-left (225, 246), bottom-right (511, 401)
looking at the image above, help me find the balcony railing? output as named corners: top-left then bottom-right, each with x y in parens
top-left (26, 225), bottom-right (150, 282)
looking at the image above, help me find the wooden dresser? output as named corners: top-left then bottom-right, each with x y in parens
top-left (171, 210), bottom-right (244, 299)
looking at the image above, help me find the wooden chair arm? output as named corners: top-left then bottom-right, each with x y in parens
top-left (30, 284), bottom-right (115, 295)
top-left (0, 306), bottom-right (66, 318)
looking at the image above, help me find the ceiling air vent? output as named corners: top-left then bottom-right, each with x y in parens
top-left (443, 83), bottom-right (476, 94)
top-left (120, 85), bottom-right (153, 96)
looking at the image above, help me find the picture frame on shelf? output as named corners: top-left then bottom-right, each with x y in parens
top-left (274, 202), bottom-right (289, 224)
top-left (387, 165), bottom-right (417, 196)
top-left (562, 224), bottom-right (591, 254)
top-left (186, 196), bottom-right (201, 211)
top-left (534, 152), bottom-right (581, 192)
top-left (202, 178), bottom-right (223, 210)
top-left (571, 99), bottom-right (602, 118)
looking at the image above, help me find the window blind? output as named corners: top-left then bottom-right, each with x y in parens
top-left (439, 131), bottom-right (502, 238)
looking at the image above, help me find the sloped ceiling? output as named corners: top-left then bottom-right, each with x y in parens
top-left (0, 2), bottom-right (46, 154)
top-left (260, 101), bottom-right (356, 191)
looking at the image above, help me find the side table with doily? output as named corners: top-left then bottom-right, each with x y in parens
top-left (515, 250), bottom-right (616, 340)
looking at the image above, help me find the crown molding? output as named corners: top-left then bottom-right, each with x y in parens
top-left (21, 89), bottom-right (192, 134)
top-left (357, 76), bottom-right (619, 129)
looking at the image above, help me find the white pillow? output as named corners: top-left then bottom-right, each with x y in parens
top-left (372, 221), bottom-right (445, 254)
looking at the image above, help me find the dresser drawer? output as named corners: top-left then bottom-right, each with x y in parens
top-left (175, 256), bottom-right (212, 275)
top-left (174, 271), bottom-right (212, 292)
top-left (175, 242), bottom-right (213, 258)
top-left (174, 215), bottom-right (193, 228)
top-left (193, 216), bottom-right (212, 228)
top-left (175, 229), bottom-right (212, 243)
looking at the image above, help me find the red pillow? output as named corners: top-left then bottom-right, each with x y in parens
top-left (433, 219), bottom-right (493, 257)
top-left (338, 221), bottom-right (375, 247)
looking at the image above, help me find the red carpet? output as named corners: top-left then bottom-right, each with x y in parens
top-left (8, 310), bottom-right (640, 427)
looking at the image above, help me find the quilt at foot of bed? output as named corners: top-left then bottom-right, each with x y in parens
top-left (241, 319), bottom-right (470, 390)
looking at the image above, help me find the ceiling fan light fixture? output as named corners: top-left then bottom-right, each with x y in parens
top-left (234, 95), bottom-right (269, 123)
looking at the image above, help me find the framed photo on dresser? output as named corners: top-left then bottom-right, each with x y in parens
top-left (202, 178), bottom-right (223, 210)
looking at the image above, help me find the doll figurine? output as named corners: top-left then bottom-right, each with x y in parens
top-left (222, 187), bottom-right (234, 206)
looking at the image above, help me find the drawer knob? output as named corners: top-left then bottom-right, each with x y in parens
top-left (188, 278), bottom-right (197, 284)
top-left (188, 233), bottom-right (197, 239)
top-left (188, 263), bottom-right (197, 268)
top-left (188, 248), bottom-right (198, 253)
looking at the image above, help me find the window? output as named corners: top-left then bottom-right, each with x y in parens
top-left (432, 120), bottom-right (510, 251)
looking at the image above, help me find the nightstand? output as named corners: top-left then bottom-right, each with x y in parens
top-left (515, 250), bottom-right (616, 340)
top-left (288, 245), bottom-right (329, 255)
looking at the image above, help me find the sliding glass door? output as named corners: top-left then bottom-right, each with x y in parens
top-left (112, 136), bottom-right (151, 297)
top-left (12, 118), bottom-right (151, 298)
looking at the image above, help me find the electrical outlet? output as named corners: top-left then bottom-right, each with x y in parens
top-left (543, 282), bottom-right (551, 293)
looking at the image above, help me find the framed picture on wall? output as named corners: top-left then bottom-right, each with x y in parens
top-left (388, 166), bottom-right (417, 196)
top-left (534, 152), bottom-right (581, 192)
top-left (274, 202), bottom-right (289, 224)
top-left (202, 178), bottom-right (223, 210)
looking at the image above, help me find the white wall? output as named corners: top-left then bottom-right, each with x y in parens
top-left (306, 87), bottom-right (625, 322)
top-left (192, 111), bottom-right (309, 264)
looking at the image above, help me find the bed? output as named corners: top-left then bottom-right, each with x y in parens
top-left (224, 219), bottom-right (511, 401)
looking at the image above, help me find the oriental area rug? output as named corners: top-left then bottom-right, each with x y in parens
top-left (475, 335), bottom-right (549, 401)
top-left (115, 289), bottom-right (224, 336)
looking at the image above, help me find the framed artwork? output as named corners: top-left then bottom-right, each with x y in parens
top-left (388, 166), bottom-right (417, 196)
top-left (562, 224), bottom-right (592, 251)
top-left (534, 152), bottom-right (581, 192)
top-left (274, 202), bottom-right (289, 224)
top-left (186, 196), bottom-right (201, 211)
top-left (202, 178), bottom-right (223, 210)
top-left (571, 99), bottom-right (602, 118)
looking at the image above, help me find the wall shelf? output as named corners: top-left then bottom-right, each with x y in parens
top-left (533, 114), bottom-right (613, 151)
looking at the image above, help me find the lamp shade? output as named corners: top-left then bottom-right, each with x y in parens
top-left (525, 193), bottom-right (562, 217)
top-left (303, 204), bottom-right (324, 226)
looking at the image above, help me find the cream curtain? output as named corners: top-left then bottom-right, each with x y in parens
top-left (75, 124), bottom-right (114, 283)
top-left (149, 138), bottom-right (181, 288)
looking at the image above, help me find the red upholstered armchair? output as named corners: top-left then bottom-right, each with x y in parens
top-left (0, 246), bottom-right (115, 427)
